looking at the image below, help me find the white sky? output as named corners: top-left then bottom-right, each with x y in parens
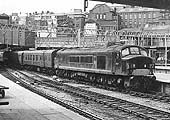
top-left (0, 0), bottom-right (111, 15)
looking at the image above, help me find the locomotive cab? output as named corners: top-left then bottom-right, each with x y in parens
top-left (120, 46), bottom-right (156, 91)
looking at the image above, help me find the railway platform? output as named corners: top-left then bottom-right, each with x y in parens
top-left (0, 74), bottom-right (89, 120)
top-left (155, 66), bottom-right (170, 83)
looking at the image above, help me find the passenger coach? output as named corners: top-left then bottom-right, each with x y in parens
top-left (10, 49), bottom-right (59, 75)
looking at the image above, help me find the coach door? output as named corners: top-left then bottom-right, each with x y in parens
top-left (18, 52), bottom-right (24, 65)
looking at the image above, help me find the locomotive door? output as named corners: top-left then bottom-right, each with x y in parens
top-left (115, 52), bottom-right (121, 74)
top-left (97, 56), bottom-right (106, 69)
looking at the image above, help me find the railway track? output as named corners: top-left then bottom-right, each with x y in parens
top-left (2, 68), bottom-right (170, 120)
top-left (71, 75), bottom-right (170, 105)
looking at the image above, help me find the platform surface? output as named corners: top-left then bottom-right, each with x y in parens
top-left (0, 74), bottom-right (89, 120)
top-left (155, 72), bottom-right (170, 83)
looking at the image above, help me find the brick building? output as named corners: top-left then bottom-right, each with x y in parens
top-left (117, 7), bottom-right (170, 29)
top-left (88, 4), bottom-right (120, 32)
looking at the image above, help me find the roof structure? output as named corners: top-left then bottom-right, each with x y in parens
top-left (90, 0), bottom-right (170, 10)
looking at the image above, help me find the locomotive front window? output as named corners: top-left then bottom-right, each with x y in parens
top-left (122, 47), bottom-right (148, 57)
top-left (140, 48), bottom-right (147, 56)
top-left (130, 47), bottom-right (139, 54)
top-left (80, 56), bottom-right (93, 63)
top-left (122, 48), bottom-right (129, 57)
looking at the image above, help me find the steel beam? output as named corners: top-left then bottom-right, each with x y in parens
top-left (90, 0), bottom-right (170, 10)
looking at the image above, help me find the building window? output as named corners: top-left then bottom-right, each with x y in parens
top-left (134, 14), bottom-right (137, 19)
top-left (125, 14), bottom-right (128, 20)
top-left (148, 13), bottom-right (151, 18)
top-left (143, 13), bottom-right (146, 19)
top-left (139, 13), bottom-right (141, 18)
top-left (103, 14), bottom-right (106, 19)
top-left (134, 21), bottom-right (137, 25)
top-left (129, 14), bottom-right (132, 19)
top-left (100, 14), bottom-right (103, 19)
top-left (153, 13), bottom-right (156, 18)
top-left (96, 14), bottom-right (99, 19)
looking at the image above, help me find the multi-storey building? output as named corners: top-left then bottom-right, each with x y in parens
top-left (117, 7), bottom-right (170, 29)
top-left (27, 9), bottom-right (85, 31)
top-left (88, 4), bottom-right (120, 32)
top-left (68, 9), bottom-right (86, 30)
top-left (0, 13), bottom-right (9, 25)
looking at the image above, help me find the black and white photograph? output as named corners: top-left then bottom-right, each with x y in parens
top-left (0, 0), bottom-right (170, 120)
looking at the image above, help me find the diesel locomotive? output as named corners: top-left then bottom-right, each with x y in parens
top-left (7, 43), bottom-right (156, 92)
top-left (55, 44), bottom-right (156, 91)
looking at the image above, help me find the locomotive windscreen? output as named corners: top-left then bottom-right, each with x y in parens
top-left (121, 46), bottom-right (148, 57)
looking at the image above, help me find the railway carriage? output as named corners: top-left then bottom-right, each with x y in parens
top-left (22, 50), bottom-right (45, 70)
top-left (10, 49), bottom-right (59, 75)
top-left (54, 44), bottom-right (156, 91)
top-left (22, 49), bottom-right (59, 74)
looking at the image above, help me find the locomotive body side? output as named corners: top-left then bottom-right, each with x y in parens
top-left (55, 47), bottom-right (115, 75)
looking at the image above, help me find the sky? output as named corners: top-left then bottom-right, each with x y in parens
top-left (0, 0), bottom-right (112, 15)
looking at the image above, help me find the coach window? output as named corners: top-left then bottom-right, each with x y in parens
top-left (48, 55), bottom-right (51, 61)
top-left (36, 55), bottom-right (38, 61)
top-left (33, 55), bottom-right (35, 61)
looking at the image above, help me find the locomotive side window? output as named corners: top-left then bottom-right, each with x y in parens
top-left (36, 55), bottom-right (38, 61)
top-left (69, 56), bottom-right (79, 63)
top-left (33, 55), bottom-right (35, 61)
top-left (80, 56), bottom-right (93, 63)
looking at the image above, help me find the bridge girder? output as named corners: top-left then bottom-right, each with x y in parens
top-left (90, 0), bottom-right (170, 10)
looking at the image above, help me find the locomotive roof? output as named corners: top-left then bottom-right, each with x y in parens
top-left (57, 44), bottom-right (142, 54)
top-left (15, 49), bottom-right (58, 54)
